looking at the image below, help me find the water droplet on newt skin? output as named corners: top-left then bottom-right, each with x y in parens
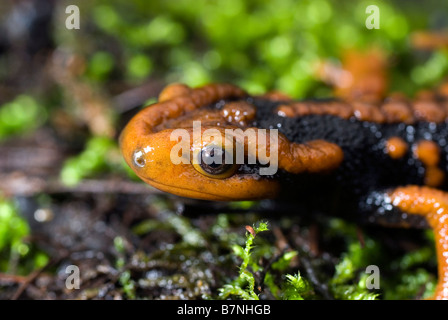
top-left (133, 149), bottom-right (146, 168)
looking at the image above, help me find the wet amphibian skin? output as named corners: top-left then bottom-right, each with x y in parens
top-left (120, 81), bottom-right (448, 300)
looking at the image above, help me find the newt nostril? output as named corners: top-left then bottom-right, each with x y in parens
top-left (133, 149), bottom-right (146, 168)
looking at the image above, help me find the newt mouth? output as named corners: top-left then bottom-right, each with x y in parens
top-left (139, 174), bottom-right (278, 201)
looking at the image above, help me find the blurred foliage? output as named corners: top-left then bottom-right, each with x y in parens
top-left (0, 196), bottom-right (49, 274)
top-left (60, 136), bottom-right (131, 186)
top-left (54, 0), bottom-right (448, 98)
top-left (0, 197), bottom-right (30, 263)
top-left (0, 95), bottom-right (46, 140)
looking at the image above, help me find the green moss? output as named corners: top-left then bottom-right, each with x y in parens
top-left (123, 209), bottom-right (438, 300)
top-left (326, 218), bottom-right (438, 300)
top-left (282, 273), bottom-right (313, 300)
top-left (218, 221), bottom-right (269, 300)
top-left (384, 269), bottom-right (436, 300)
top-left (271, 251), bottom-right (298, 271)
top-left (329, 240), bottom-right (380, 300)
top-left (326, 218), bottom-right (381, 300)
top-left (382, 235), bottom-right (437, 299)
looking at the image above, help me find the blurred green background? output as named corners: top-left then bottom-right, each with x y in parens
top-left (58, 0), bottom-right (448, 96)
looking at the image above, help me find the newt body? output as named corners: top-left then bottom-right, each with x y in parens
top-left (120, 82), bottom-right (448, 299)
top-left (250, 98), bottom-right (448, 227)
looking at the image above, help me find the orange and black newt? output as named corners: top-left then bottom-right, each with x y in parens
top-left (119, 46), bottom-right (448, 299)
top-left (119, 80), bottom-right (448, 299)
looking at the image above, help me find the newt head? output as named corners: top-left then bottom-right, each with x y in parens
top-left (120, 83), bottom-right (344, 201)
top-left (119, 83), bottom-right (281, 201)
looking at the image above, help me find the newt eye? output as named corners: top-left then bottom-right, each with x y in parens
top-left (192, 143), bottom-right (239, 179)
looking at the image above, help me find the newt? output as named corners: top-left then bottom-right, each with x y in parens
top-left (119, 58), bottom-right (448, 299)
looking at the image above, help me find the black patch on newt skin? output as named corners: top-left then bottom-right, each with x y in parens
top-left (250, 97), bottom-right (448, 182)
top-left (358, 190), bottom-right (429, 229)
top-left (236, 163), bottom-right (276, 179)
top-left (241, 98), bottom-right (448, 223)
